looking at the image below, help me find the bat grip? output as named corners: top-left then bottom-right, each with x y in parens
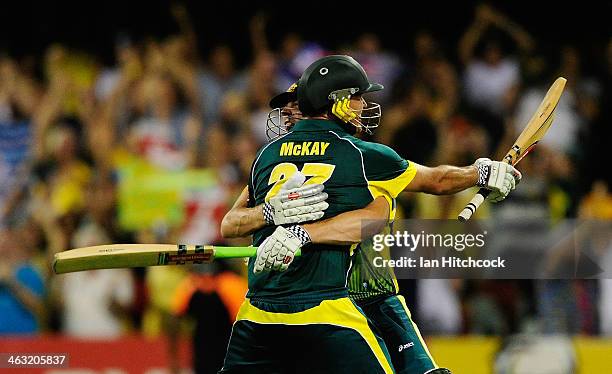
top-left (457, 188), bottom-right (490, 221)
top-left (213, 246), bottom-right (257, 258)
top-left (212, 246), bottom-right (302, 259)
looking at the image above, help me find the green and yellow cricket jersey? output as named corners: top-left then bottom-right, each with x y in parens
top-left (247, 119), bottom-right (416, 304)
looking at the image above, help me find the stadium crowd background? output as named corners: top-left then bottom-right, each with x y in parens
top-left (0, 1), bottom-right (610, 372)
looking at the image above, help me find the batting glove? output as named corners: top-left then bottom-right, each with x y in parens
top-left (263, 172), bottom-right (328, 225)
top-left (254, 225), bottom-right (311, 274)
top-left (474, 158), bottom-right (522, 202)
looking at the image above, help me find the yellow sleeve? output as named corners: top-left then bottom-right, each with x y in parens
top-left (367, 162), bottom-right (417, 220)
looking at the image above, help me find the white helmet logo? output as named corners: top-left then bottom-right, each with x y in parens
top-left (319, 67), bottom-right (329, 75)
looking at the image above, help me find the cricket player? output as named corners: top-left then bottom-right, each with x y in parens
top-left (235, 81), bottom-right (450, 373)
top-left (220, 55), bottom-right (520, 373)
top-left (227, 84), bottom-right (455, 373)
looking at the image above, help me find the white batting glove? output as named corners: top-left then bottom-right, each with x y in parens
top-left (474, 158), bottom-right (522, 202)
top-left (253, 225), bottom-right (311, 274)
top-left (263, 172), bottom-right (328, 225)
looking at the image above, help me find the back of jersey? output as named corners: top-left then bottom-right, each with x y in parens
top-left (247, 119), bottom-right (374, 302)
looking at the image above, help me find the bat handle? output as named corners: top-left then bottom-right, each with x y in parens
top-left (212, 246), bottom-right (302, 259)
top-left (458, 188), bottom-right (490, 221)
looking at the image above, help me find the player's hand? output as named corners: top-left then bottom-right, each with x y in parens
top-left (263, 172), bottom-right (328, 225)
top-left (253, 225), bottom-right (311, 274)
top-left (474, 158), bottom-right (522, 202)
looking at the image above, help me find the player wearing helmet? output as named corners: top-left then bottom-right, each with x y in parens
top-left (220, 55), bottom-right (520, 373)
top-left (266, 82), bottom-right (301, 140)
top-left (246, 81), bottom-right (447, 374)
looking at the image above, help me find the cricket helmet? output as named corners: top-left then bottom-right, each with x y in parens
top-left (297, 55), bottom-right (383, 133)
top-left (269, 82), bottom-right (298, 109)
top-left (266, 83), bottom-right (302, 141)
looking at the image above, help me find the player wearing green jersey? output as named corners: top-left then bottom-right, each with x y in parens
top-left (220, 55), bottom-right (520, 374)
top-left (263, 82), bottom-right (446, 373)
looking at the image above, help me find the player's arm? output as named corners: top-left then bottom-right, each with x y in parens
top-left (356, 141), bottom-right (519, 200)
top-left (303, 196), bottom-right (389, 245)
top-left (406, 163), bottom-right (479, 195)
top-left (220, 186), bottom-right (266, 238)
top-left (406, 160), bottom-right (521, 201)
top-left (254, 197), bottom-right (389, 273)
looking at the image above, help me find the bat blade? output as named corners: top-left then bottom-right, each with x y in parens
top-left (52, 244), bottom-right (258, 274)
top-left (458, 77), bottom-right (566, 221)
top-left (503, 78), bottom-right (566, 166)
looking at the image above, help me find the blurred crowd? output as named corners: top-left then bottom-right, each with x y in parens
top-left (0, 2), bottom-right (611, 364)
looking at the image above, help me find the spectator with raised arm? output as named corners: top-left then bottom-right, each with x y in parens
top-left (123, 40), bottom-right (202, 170)
top-left (459, 4), bottom-right (534, 152)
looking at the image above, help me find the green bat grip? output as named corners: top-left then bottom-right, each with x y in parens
top-left (213, 246), bottom-right (302, 259)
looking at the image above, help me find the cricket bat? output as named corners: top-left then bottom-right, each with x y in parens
top-left (458, 77), bottom-right (567, 221)
top-left (53, 244), bottom-right (298, 274)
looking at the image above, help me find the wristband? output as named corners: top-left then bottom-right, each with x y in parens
top-left (263, 202), bottom-right (274, 225)
top-left (286, 225), bottom-right (312, 246)
top-left (475, 163), bottom-right (490, 187)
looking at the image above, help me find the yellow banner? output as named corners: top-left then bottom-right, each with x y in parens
top-left (117, 156), bottom-right (218, 230)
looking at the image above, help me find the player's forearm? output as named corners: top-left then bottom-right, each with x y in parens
top-left (408, 164), bottom-right (479, 195)
top-left (303, 214), bottom-right (366, 245)
top-left (431, 165), bottom-right (479, 194)
top-left (303, 197), bottom-right (389, 245)
top-left (221, 186), bottom-right (266, 238)
top-left (221, 205), bottom-right (266, 238)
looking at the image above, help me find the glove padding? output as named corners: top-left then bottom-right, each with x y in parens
top-left (474, 158), bottom-right (522, 202)
top-left (263, 172), bottom-right (328, 225)
top-left (254, 225), bottom-right (311, 273)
